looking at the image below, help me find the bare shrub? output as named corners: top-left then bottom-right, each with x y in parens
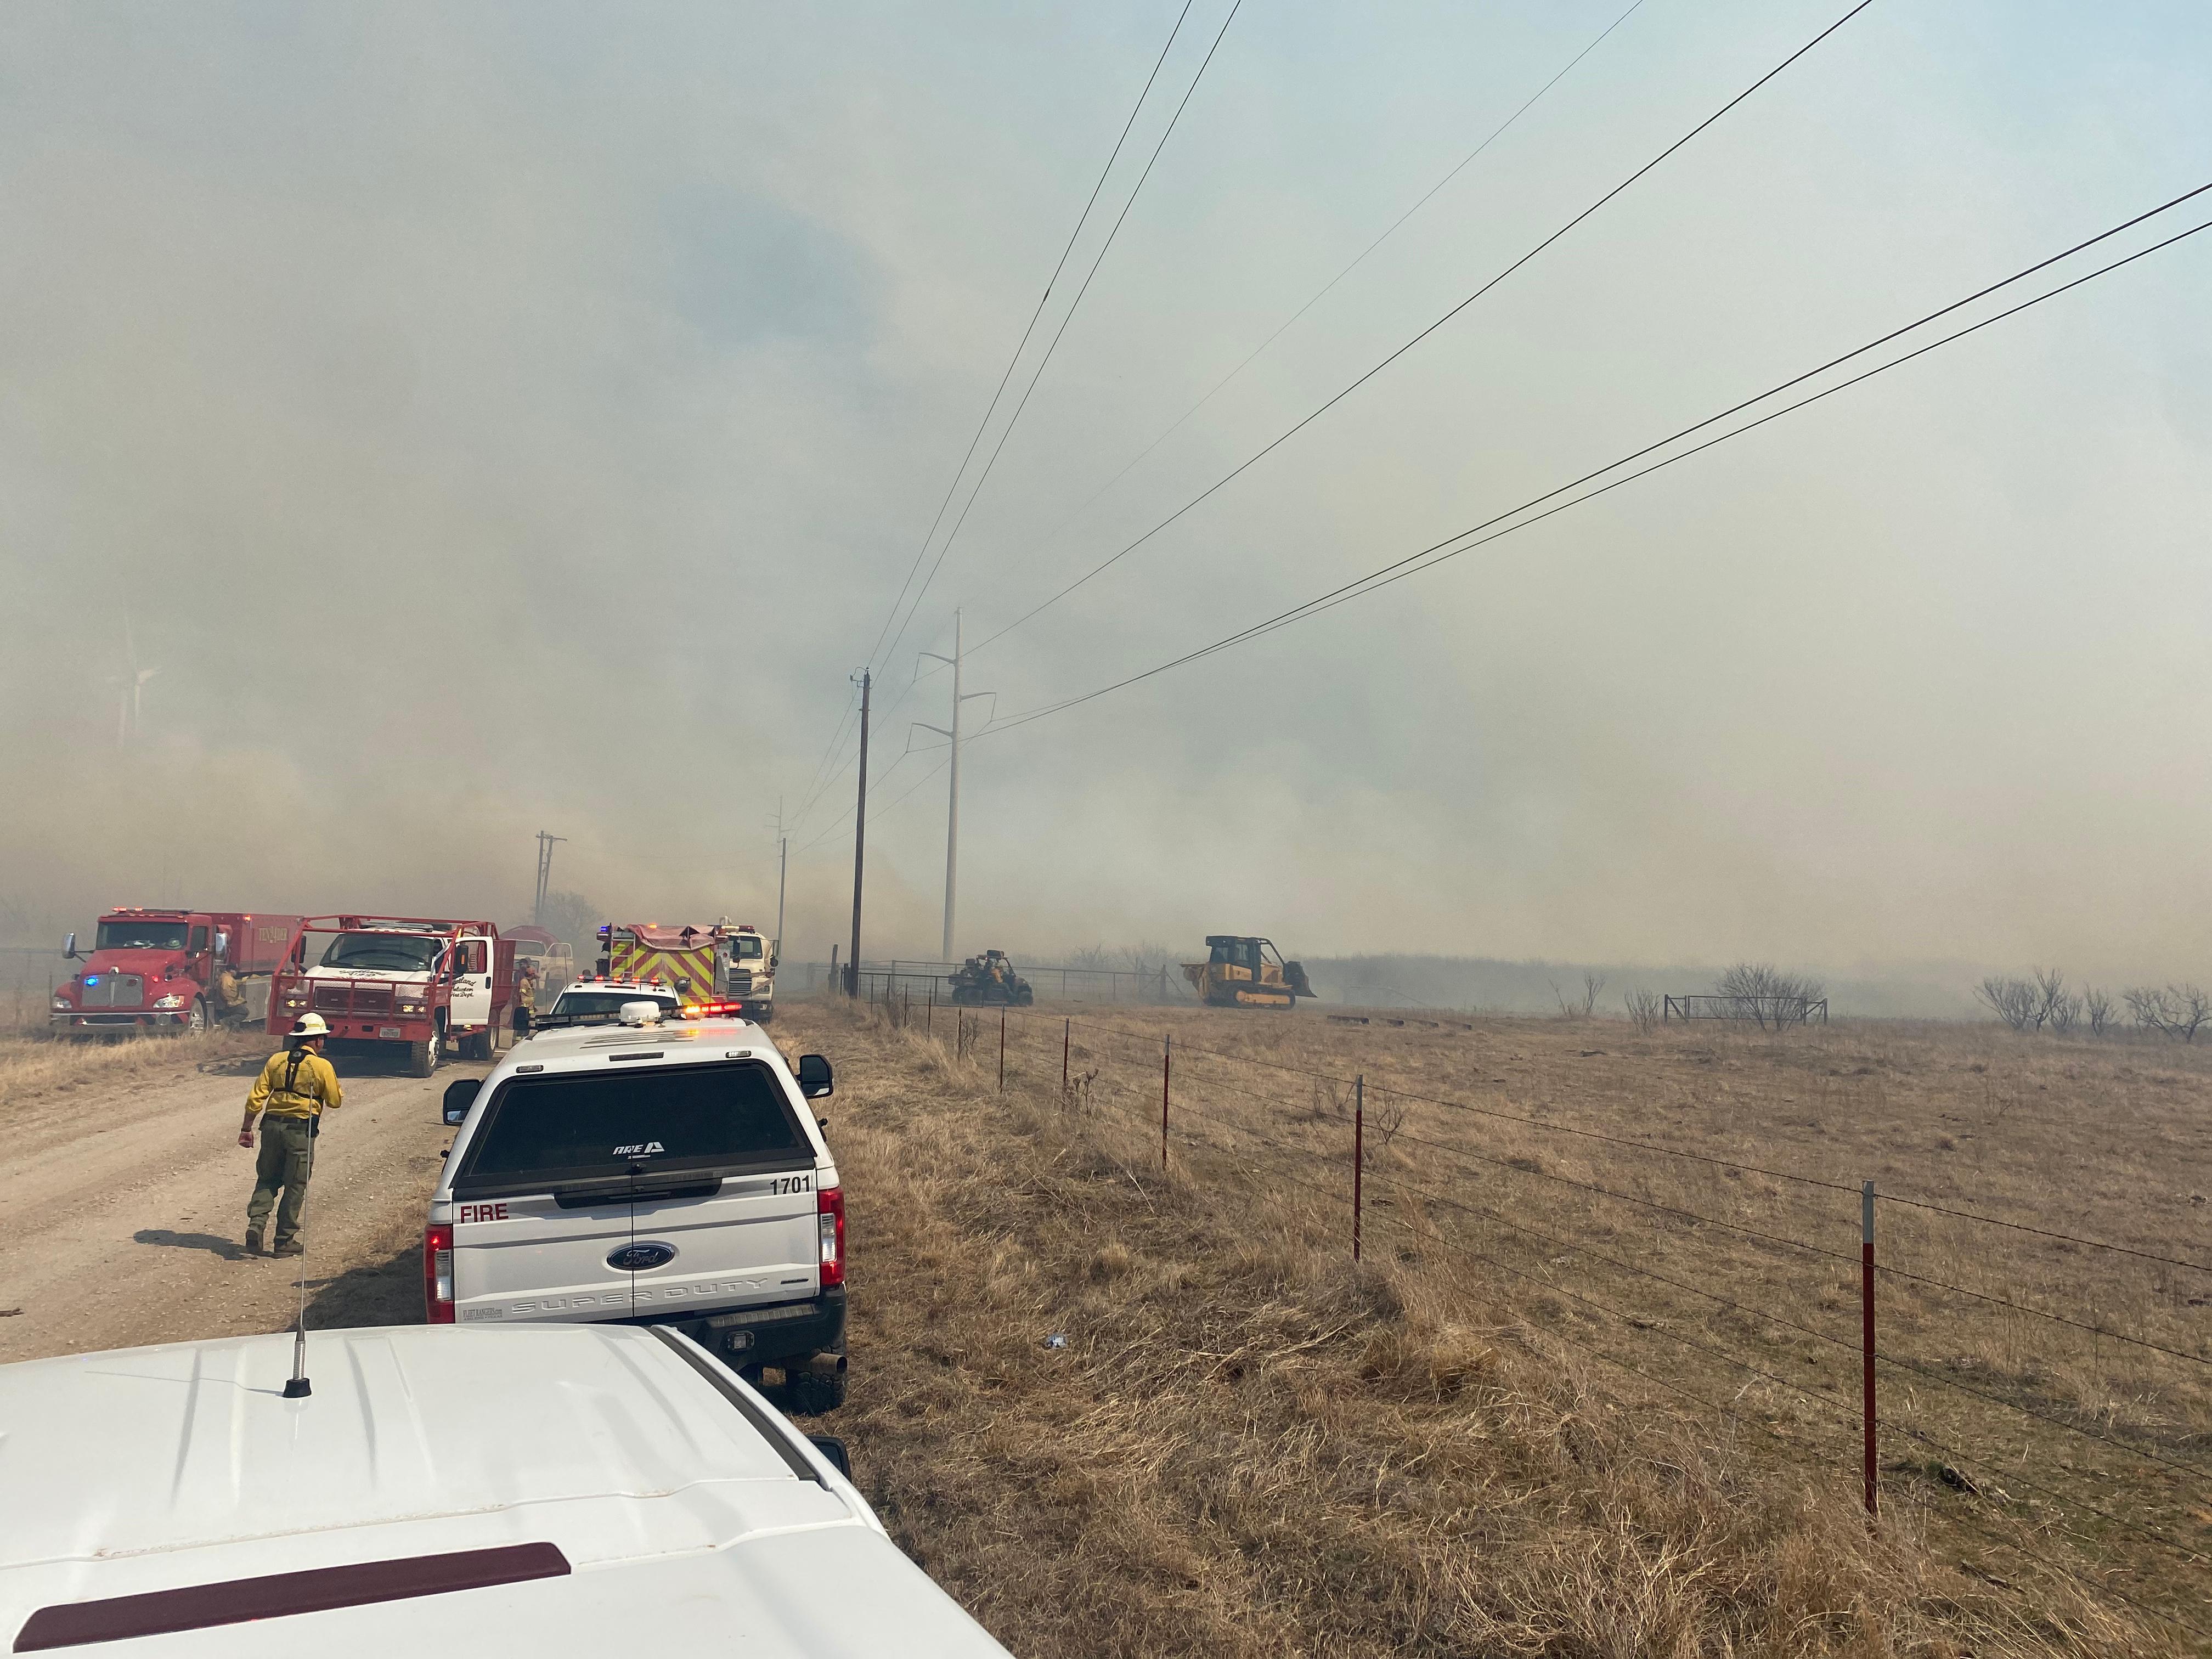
top-left (1624, 989), bottom-right (1662, 1033)
top-left (2125, 983), bottom-right (2212, 1042)
top-left (1550, 972), bottom-right (1605, 1018)
top-left (2084, 985), bottom-right (2117, 1037)
top-left (1369, 1096), bottom-right (1407, 1150)
top-left (1715, 963), bottom-right (1825, 1029)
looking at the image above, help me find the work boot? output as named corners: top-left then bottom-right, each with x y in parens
top-left (272, 1240), bottom-right (303, 1257)
top-left (244, 1227), bottom-right (263, 1256)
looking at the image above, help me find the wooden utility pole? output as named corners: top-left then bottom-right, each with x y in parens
top-left (846, 670), bottom-right (871, 996)
top-left (917, 611), bottom-right (990, 963)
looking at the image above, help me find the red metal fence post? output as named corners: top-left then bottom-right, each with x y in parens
top-left (1160, 1034), bottom-right (1171, 1171)
top-left (1353, 1075), bottom-right (1365, 1263)
top-left (998, 1007), bottom-right (1006, 1091)
top-left (1862, 1178), bottom-right (1878, 1517)
top-left (1062, 1018), bottom-right (1070, 1088)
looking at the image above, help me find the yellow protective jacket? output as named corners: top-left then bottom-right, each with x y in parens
top-left (246, 1048), bottom-right (343, 1120)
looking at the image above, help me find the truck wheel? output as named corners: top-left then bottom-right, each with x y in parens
top-left (788, 1359), bottom-right (847, 1415)
top-left (410, 1026), bottom-right (441, 1077)
top-left (753, 1003), bottom-right (774, 1024)
top-left (186, 998), bottom-right (208, 1035)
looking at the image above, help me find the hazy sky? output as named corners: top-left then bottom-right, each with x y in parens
top-left (4, 1), bottom-right (2210, 981)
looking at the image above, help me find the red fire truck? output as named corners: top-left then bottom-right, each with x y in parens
top-left (51, 908), bottom-right (304, 1036)
top-left (268, 916), bottom-right (515, 1076)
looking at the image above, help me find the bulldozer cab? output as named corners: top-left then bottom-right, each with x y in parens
top-left (1187, 936), bottom-right (1312, 1009)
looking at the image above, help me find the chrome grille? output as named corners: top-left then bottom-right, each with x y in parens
top-left (81, 974), bottom-right (143, 1008)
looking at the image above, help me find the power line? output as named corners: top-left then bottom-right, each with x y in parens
top-left (861, 0), bottom-right (1199, 681)
top-left (881, 0), bottom-right (1245, 675)
top-left (979, 194), bottom-right (2212, 737)
top-left (960, 0), bottom-right (1876, 661)
top-left (964, 0), bottom-right (1652, 624)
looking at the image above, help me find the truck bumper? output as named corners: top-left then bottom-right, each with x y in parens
top-left (628, 1286), bottom-right (844, 1369)
top-left (318, 1019), bottom-right (434, 1048)
top-left (52, 1012), bottom-right (188, 1035)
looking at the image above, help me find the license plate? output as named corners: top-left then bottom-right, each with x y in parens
top-left (379, 1026), bottom-right (401, 1039)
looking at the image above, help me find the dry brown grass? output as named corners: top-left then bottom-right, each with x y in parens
top-left (0, 1027), bottom-right (266, 1115)
top-left (785, 997), bottom-right (2204, 1656)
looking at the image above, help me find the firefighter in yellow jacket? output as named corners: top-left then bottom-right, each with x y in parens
top-left (238, 1013), bottom-right (343, 1256)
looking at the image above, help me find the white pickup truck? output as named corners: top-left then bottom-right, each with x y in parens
top-left (428, 1003), bottom-right (846, 1411)
top-left (0, 1324), bottom-right (1009, 1657)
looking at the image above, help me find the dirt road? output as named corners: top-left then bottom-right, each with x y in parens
top-left (0, 1039), bottom-right (478, 1364)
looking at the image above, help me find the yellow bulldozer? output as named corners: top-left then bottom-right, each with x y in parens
top-left (1182, 935), bottom-right (1315, 1009)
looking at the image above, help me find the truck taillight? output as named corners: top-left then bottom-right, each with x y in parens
top-left (817, 1187), bottom-right (844, 1289)
top-left (425, 1223), bottom-right (455, 1323)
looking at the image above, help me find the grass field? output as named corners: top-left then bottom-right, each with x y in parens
top-left (5, 995), bottom-right (2203, 1652)
top-left (802, 994), bottom-right (2211, 1656)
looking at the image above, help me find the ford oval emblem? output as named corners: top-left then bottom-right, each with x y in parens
top-left (607, 1242), bottom-right (676, 1272)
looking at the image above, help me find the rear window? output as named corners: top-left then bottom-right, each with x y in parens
top-left (454, 1062), bottom-right (806, 1193)
top-left (551, 990), bottom-right (678, 1017)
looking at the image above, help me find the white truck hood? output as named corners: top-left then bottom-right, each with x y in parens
top-left (0, 1328), bottom-right (1007, 1658)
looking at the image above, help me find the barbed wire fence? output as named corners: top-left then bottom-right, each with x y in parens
top-left (866, 997), bottom-right (2212, 1648)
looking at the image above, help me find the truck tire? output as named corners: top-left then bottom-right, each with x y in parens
top-left (788, 1358), bottom-right (846, 1415)
top-left (185, 998), bottom-right (208, 1035)
top-left (410, 1025), bottom-right (442, 1077)
top-left (753, 1002), bottom-right (774, 1024)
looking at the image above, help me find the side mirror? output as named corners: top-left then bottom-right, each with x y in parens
top-left (806, 1435), bottom-right (851, 1480)
top-left (442, 1077), bottom-right (481, 1126)
top-left (796, 1054), bottom-right (833, 1099)
top-left (214, 932), bottom-right (229, 956)
top-left (63, 932), bottom-right (77, 960)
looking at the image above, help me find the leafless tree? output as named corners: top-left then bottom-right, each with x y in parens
top-left (1976, 976), bottom-right (2042, 1032)
top-left (2032, 968), bottom-right (2070, 1030)
top-left (2045, 991), bottom-right (2080, 1036)
top-left (2176, 986), bottom-right (2211, 1042)
top-left (1624, 989), bottom-right (1663, 1032)
top-left (2129, 984), bottom-right (2212, 1042)
top-left (2083, 986), bottom-right (2117, 1037)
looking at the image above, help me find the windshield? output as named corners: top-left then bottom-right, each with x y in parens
top-left (319, 933), bottom-right (443, 973)
top-left (95, 919), bottom-right (189, 951)
top-left (732, 936), bottom-right (764, 960)
top-left (514, 942), bottom-right (546, 959)
top-left (454, 1062), bottom-right (806, 1192)
top-left (551, 989), bottom-right (678, 1017)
